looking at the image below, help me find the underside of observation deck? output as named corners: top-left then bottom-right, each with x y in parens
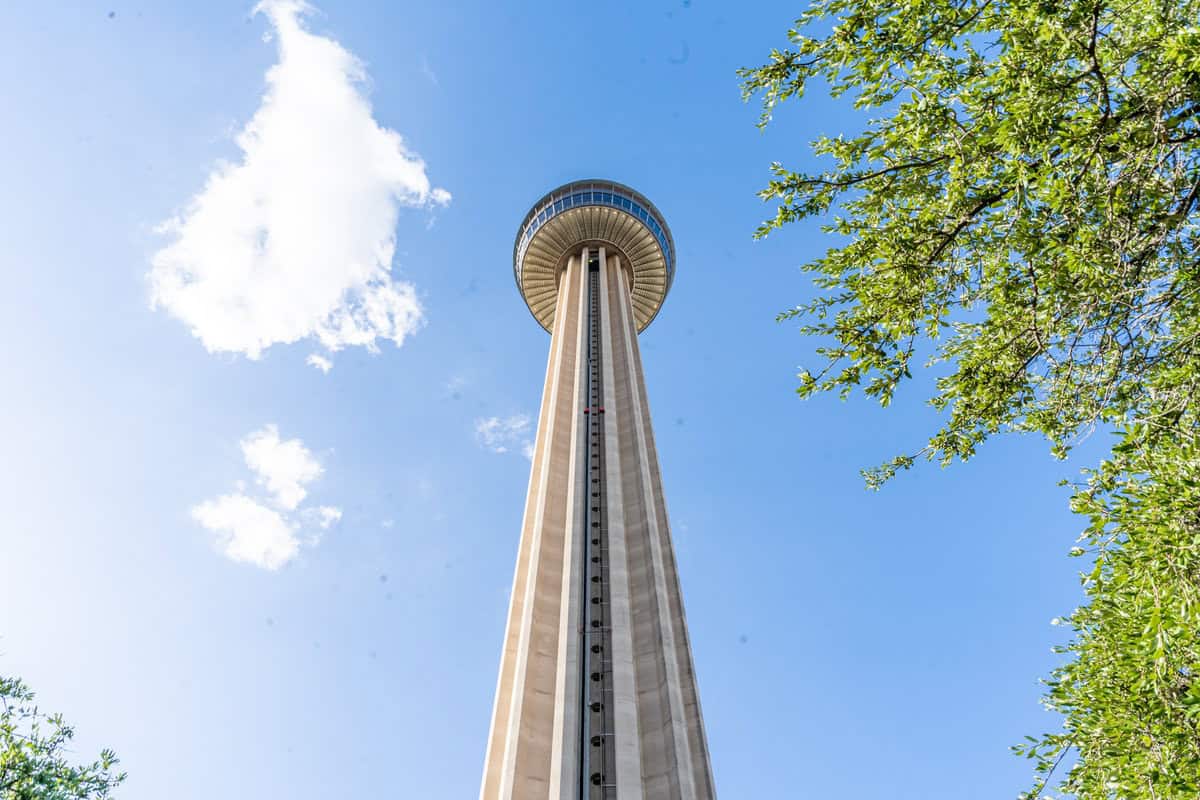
top-left (513, 180), bottom-right (675, 334)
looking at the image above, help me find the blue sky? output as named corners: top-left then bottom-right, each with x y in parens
top-left (1, 2), bottom-right (1093, 797)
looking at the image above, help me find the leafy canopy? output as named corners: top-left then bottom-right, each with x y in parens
top-left (1, 676), bottom-right (125, 800)
top-left (740, 0), bottom-right (1200, 796)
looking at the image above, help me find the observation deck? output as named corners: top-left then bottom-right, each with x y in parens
top-left (513, 179), bottom-right (675, 333)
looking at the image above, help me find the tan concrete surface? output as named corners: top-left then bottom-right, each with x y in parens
top-left (481, 251), bottom-right (714, 800)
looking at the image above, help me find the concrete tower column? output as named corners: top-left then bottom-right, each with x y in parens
top-left (481, 181), bottom-right (716, 800)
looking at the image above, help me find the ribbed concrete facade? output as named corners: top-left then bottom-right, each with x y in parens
top-left (481, 181), bottom-right (714, 800)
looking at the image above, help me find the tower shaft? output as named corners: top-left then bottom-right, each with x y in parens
top-left (481, 248), bottom-right (715, 800)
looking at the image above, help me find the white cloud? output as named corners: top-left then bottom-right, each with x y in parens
top-left (192, 493), bottom-right (299, 570)
top-left (313, 505), bottom-right (342, 529)
top-left (149, 0), bottom-right (449, 360)
top-left (306, 353), bottom-right (333, 373)
top-left (193, 423), bottom-right (341, 570)
top-left (475, 415), bottom-right (534, 460)
top-left (241, 424), bottom-right (322, 510)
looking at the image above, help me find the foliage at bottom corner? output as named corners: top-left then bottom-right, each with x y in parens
top-left (1, 676), bottom-right (125, 800)
top-left (1014, 433), bottom-right (1200, 799)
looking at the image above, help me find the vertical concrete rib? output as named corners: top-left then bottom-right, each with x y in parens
top-left (598, 252), bottom-right (644, 800)
top-left (549, 250), bottom-right (591, 798)
top-left (613, 266), bottom-right (710, 800)
top-left (622, 280), bottom-right (717, 798)
top-left (482, 256), bottom-right (584, 800)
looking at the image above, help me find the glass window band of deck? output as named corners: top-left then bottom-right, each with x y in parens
top-left (514, 186), bottom-right (675, 286)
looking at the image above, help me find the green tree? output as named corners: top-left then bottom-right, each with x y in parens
top-left (1, 676), bottom-right (125, 799)
top-left (740, 0), bottom-right (1200, 797)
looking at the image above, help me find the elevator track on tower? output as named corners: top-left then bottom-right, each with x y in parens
top-left (580, 251), bottom-right (616, 798)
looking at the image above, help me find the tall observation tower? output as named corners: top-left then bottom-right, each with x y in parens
top-left (480, 180), bottom-right (716, 800)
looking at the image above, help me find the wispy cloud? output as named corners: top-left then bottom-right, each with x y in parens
top-left (149, 0), bottom-right (449, 362)
top-left (306, 353), bottom-right (333, 373)
top-left (420, 55), bottom-right (439, 86)
top-left (444, 373), bottom-right (469, 400)
top-left (299, 505), bottom-right (342, 543)
top-left (475, 415), bottom-right (534, 460)
top-left (193, 424), bottom-right (340, 570)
